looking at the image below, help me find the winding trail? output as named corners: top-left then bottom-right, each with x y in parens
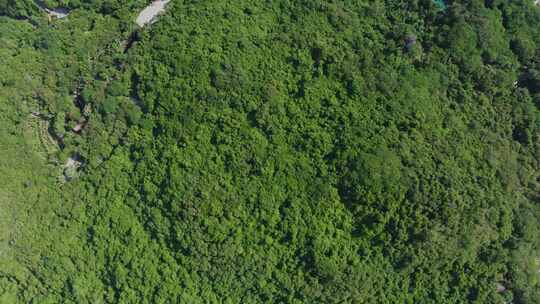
top-left (35, 0), bottom-right (172, 24)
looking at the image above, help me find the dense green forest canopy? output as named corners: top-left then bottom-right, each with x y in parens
top-left (1, 0), bottom-right (540, 303)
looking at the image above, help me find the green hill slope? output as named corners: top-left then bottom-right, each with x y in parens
top-left (1, 0), bottom-right (540, 303)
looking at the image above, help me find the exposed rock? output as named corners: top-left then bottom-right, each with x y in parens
top-left (82, 104), bottom-right (92, 117)
top-left (136, 1), bottom-right (171, 27)
top-left (35, 1), bottom-right (70, 20)
top-left (64, 155), bottom-right (82, 169)
top-left (62, 155), bottom-right (83, 181)
top-left (72, 122), bottom-right (84, 133)
top-left (72, 117), bottom-right (87, 133)
top-left (46, 8), bottom-right (69, 19)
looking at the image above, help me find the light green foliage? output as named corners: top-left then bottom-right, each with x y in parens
top-left (0, 0), bottom-right (540, 303)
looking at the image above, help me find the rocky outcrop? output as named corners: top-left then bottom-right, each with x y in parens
top-left (136, 1), bottom-right (171, 27)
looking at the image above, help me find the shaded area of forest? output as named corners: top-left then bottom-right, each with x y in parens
top-left (1, 0), bottom-right (540, 303)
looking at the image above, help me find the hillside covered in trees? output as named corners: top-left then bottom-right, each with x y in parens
top-left (1, 0), bottom-right (540, 303)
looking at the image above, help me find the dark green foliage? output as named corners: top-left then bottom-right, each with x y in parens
top-left (1, 0), bottom-right (540, 303)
